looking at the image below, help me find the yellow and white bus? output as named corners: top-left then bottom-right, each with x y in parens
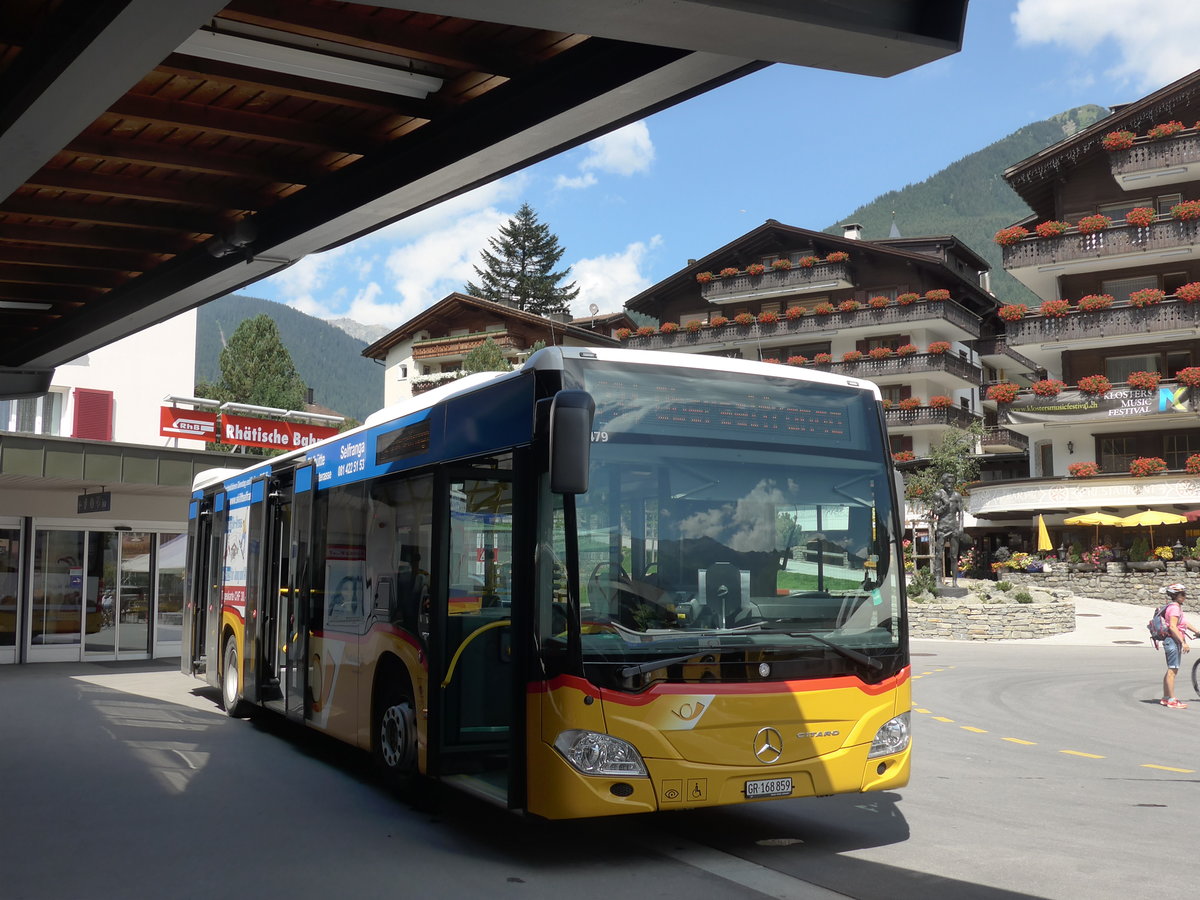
top-left (182, 346), bottom-right (911, 818)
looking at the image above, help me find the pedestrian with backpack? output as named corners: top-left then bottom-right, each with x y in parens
top-left (1157, 584), bottom-right (1200, 708)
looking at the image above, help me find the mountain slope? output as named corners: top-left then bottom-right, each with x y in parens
top-left (196, 294), bottom-right (383, 422)
top-left (826, 105), bottom-right (1110, 305)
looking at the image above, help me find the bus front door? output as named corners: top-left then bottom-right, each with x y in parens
top-left (435, 474), bottom-right (515, 802)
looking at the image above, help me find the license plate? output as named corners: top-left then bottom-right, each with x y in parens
top-left (745, 777), bottom-right (793, 799)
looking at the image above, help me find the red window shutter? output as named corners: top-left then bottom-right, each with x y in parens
top-left (73, 388), bottom-right (113, 441)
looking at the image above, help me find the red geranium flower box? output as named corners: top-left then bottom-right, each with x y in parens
top-left (1068, 462), bottom-right (1100, 478)
top-left (1129, 456), bottom-right (1167, 477)
top-left (1031, 379), bottom-right (1065, 397)
top-left (929, 395), bottom-right (953, 409)
top-left (1129, 288), bottom-right (1165, 307)
top-left (999, 304), bottom-right (1028, 321)
top-left (1040, 299), bottom-right (1071, 317)
top-left (1175, 282), bottom-right (1200, 303)
top-left (985, 383), bottom-right (1019, 403)
top-left (1077, 214), bottom-right (1112, 235)
top-left (1101, 130), bottom-right (1135, 151)
top-left (926, 341), bottom-right (951, 355)
top-left (896, 343), bottom-right (918, 356)
top-left (1077, 293), bottom-right (1114, 312)
top-left (1076, 374), bottom-right (1112, 395)
top-left (1126, 371), bottom-right (1161, 390)
top-left (896, 397), bottom-right (921, 410)
top-left (994, 226), bottom-right (1030, 246)
top-left (1035, 221), bottom-right (1070, 238)
top-left (896, 292), bottom-right (920, 306)
top-left (868, 295), bottom-right (890, 309)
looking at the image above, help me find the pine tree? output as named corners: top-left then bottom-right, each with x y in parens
top-left (465, 203), bottom-right (579, 315)
top-left (217, 315), bottom-right (308, 410)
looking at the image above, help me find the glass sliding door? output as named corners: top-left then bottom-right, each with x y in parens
top-left (29, 530), bottom-right (87, 661)
top-left (86, 531), bottom-right (153, 658)
top-left (155, 532), bottom-right (186, 658)
top-left (84, 531), bottom-right (119, 656)
top-left (0, 524), bottom-right (20, 664)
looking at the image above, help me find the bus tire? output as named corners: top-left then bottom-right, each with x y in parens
top-left (373, 684), bottom-right (418, 789)
top-left (222, 637), bottom-right (248, 718)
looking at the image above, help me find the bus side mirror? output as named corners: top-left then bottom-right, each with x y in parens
top-left (549, 390), bottom-right (595, 494)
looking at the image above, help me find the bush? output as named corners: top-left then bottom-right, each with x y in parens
top-left (996, 581), bottom-right (1012, 592)
top-left (907, 566), bottom-right (939, 598)
top-left (1014, 591), bottom-right (1033, 604)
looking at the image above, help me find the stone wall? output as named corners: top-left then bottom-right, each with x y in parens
top-left (1005, 565), bottom-right (1200, 606)
top-left (909, 596), bottom-right (1075, 640)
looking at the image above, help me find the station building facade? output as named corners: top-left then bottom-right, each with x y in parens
top-left (0, 310), bottom-right (244, 664)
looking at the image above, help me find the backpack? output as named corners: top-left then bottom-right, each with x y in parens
top-left (1148, 605), bottom-right (1172, 641)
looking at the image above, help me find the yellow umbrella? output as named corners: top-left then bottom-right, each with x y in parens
top-left (1117, 509), bottom-right (1188, 547)
top-left (1036, 514), bottom-right (1053, 552)
top-left (1064, 511), bottom-right (1125, 544)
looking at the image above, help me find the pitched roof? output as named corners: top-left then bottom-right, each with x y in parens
top-left (624, 220), bottom-right (995, 315)
top-left (362, 292), bottom-right (616, 359)
top-left (1004, 67), bottom-right (1200, 209)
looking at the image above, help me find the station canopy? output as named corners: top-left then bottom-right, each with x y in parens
top-left (0, 1), bottom-right (966, 398)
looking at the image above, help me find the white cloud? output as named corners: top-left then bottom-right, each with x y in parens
top-left (552, 121), bottom-right (656, 192)
top-left (1012, 0), bottom-right (1200, 92)
top-left (262, 177), bottom-right (528, 325)
top-left (581, 121), bottom-right (655, 176)
top-left (554, 173), bottom-right (598, 191)
top-left (569, 236), bottom-right (662, 317)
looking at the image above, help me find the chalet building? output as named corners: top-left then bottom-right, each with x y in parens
top-left (619, 220), bottom-right (1035, 472)
top-left (977, 68), bottom-right (1200, 556)
top-left (362, 293), bottom-right (619, 407)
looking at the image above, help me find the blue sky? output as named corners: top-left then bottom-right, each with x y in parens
top-left (253, 0), bottom-right (1200, 327)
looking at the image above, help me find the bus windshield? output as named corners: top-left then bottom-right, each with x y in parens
top-left (550, 359), bottom-right (904, 689)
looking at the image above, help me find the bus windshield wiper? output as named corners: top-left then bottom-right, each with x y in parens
top-left (785, 632), bottom-right (882, 670)
top-left (618, 652), bottom-right (711, 679)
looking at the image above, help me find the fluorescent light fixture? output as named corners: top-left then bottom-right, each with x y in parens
top-left (284, 409), bottom-right (344, 425)
top-left (0, 300), bottom-right (52, 311)
top-left (177, 30), bottom-right (443, 99)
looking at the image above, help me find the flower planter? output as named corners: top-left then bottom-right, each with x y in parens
top-left (1105, 562), bottom-right (1126, 574)
top-left (1126, 560), bottom-right (1166, 573)
top-left (1068, 563), bottom-right (1098, 573)
top-left (1186, 558), bottom-right (1200, 572)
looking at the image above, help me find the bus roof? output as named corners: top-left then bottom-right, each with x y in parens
top-left (191, 347), bottom-right (881, 491)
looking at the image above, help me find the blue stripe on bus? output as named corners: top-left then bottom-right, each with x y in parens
top-left (215, 492), bottom-right (225, 512)
top-left (188, 500), bottom-right (198, 521)
top-left (296, 466), bottom-right (313, 493)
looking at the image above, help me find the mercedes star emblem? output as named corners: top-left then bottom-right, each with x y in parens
top-left (753, 726), bottom-right (783, 764)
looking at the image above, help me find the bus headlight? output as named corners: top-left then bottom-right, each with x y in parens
top-left (553, 730), bottom-right (647, 776)
top-left (867, 712), bottom-right (910, 759)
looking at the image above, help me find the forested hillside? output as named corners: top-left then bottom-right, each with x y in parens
top-left (196, 294), bottom-right (384, 422)
top-left (826, 105), bottom-right (1110, 305)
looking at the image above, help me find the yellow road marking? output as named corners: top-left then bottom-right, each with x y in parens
top-left (913, 708), bottom-right (931, 714)
top-left (1142, 764), bottom-right (1195, 773)
top-left (1060, 750), bottom-right (1105, 759)
top-left (961, 726), bottom-right (988, 733)
top-left (1003, 738), bottom-right (1036, 745)
top-left (932, 716), bottom-right (954, 723)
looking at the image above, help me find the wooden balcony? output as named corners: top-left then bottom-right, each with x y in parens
top-left (624, 299), bottom-right (983, 351)
top-left (699, 261), bottom-right (853, 304)
top-left (1002, 218), bottom-right (1200, 298)
top-left (1002, 298), bottom-right (1200, 347)
top-left (974, 337), bottom-right (1040, 375)
top-left (1109, 131), bottom-right (1200, 191)
top-left (981, 426), bottom-right (1028, 452)
top-left (885, 406), bottom-right (980, 430)
top-left (412, 331), bottom-right (525, 360)
top-left (827, 352), bottom-right (982, 385)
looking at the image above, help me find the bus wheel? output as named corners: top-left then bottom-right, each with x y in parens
top-left (374, 689), bottom-right (417, 786)
top-left (222, 638), bottom-right (248, 718)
